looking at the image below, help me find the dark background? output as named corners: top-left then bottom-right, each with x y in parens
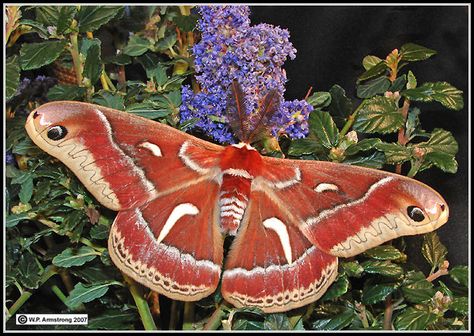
top-left (250, 5), bottom-right (469, 268)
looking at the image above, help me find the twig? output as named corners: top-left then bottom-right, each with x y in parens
top-left (182, 302), bottom-right (195, 330)
top-left (383, 295), bottom-right (393, 330)
top-left (203, 300), bottom-right (232, 330)
top-left (395, 98), bottom-right (411, 174)
top-left (426, 260), bottom-right (450, 282)
top-left (123, 274), bottom-right (157, 330)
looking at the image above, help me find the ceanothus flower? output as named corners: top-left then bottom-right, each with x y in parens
top-left (180, 5), bottom-right (313, 143)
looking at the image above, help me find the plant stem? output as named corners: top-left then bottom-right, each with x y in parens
top-left (396, 99), bottom-right (411, 174)
top-left (69, 29), bottom-right (83, 86)
top-left (339, 100), bottom-right (366, 139)
top-left (203, 301), bottom-right (231, 330)
top-left (182, 302), bottom-right (195, 330)
top-left (426, 260), bottom-right (450, 282)
top-left (383, 295), bottom-right (393, 330)
top-left (169, 300), bottom-right (180, 330)
top-left (51, 285), bottom-right (68, 305)
top-left (123, 274), bottom-right (157, 330)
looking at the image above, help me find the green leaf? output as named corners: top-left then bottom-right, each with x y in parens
top-left (156, 32), bottom-right (177, 51)
top-left (172, 14), bottom-right (199, 32)
top-left (358, 61), bottom-right (388, 82)
top-left (402, 271), bottom-right (435, 303)
top-left (19, 173), bottom-right (34, 204)
top-left (307, 91), bottom-right (332, 108)
top-left (83, 41), bottom-right (102, 85)
top-left (340, 261), bottom-right (364, 278)
top-left (35, 6), bottom-right (62, 27)
top-left (125, 102), bottom-right (169, 119)
top-left (309, 111), bottom-right (339, 148)
top-left (425, 152), bottom-right (458, 173)
top-left (362, 55), bottom-right (383, 70)
top-left (312, 308), bottom-right (355, 330)
top-left (356, 76), bottom-right (391, 98)
top-left (263, 314), bottom-right (291, 330)
top-left (19, 40), bottom-right (67, 70)
top-left (328, 85), bottom-right (353, 118)
top-left (233, 319), bottom-right (265, 330)
top-left (389, 74), bottom-right (407, 92)
top-left (353, 96), bottom-right (404, 134)
top-left (93, 91), bottom-right (125, 110)
top-left (394, 307), bottom-right (438, 330)
top-left (47, 84), bottom-right (86, 101)
top-left (362, 282), bottom-right (398, 304)
top-left (322, 275), bottom-right (349, 301)
top-left (345, 138), bottom-right (382, 156)
top-left (6, 213), bottom-right (32, 228)
top-left (407, 70), bottom-right (417, 89)
top-left (363, 245), bottom-right (406, 261)
top-left (18, 252), bottom-right (44, 289)
top-left (449, 297), bottom-right (468, 315)
top-left (89, 224), bottom-right (109, 240)
top-left (123, 35), bottom-right (152, 57)
top-left (400, 43), bottom-right (437, 62)
top-left (449, 266), bottom-right (468, 287)
top-left (361, 260), bottom-right (404, 278)
top-left (76, 6), bottom-right (122, 32)
top-left (288, 137), bottom-right (325, 156)
top-left (401, 82), bottom-right (464, 111)
top-left (66, 281), bottom-right (119, 307)
top-left (421, 128), bottom-right (458, 155)
top-left (342, 151), bottom-right (385, 169)
top-left (421, 232), bottom-right (448, 269)
top-left (70, 263), bottom-right (118, 283)
top-left (375, 142), bottom-right (412, 164)
top-left (53, 246), bottom-right (98, 267)
top-left (104, 53), bottom-right (132, 65)
top-left (18, 19), bottom-right (49, 39)
top-left (6, 55), bottom-right (20, 100)
top-left (87, 308), bottom-right (136, 330)
top-left (56, 6), bottom-right (78, 34)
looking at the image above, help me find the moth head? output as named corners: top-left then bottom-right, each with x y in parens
top-left (396, 179), bottom-right (449, 230)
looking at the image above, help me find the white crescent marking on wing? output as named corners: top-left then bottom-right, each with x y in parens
top-left (263, 217), bottom-right (293, 265)
top-left (139, 142), bottom-right (163, 157)
top-left (314, 183), bottom-right (339, 193)
top-left (156, 203), bottom-right (200, 245)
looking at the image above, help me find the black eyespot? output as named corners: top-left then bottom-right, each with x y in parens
top-left (47, 125), bottom-right (68, 140)
top-left (407, 206), bottom-right (425, 222)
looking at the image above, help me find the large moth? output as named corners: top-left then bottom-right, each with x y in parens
top-left (25, 82), bottom-right (449, 313)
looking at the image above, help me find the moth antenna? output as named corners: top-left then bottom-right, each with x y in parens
top-left (226, 80), bottom-right (248, 142)
top-left (246, 88), bottom-right (280, 144)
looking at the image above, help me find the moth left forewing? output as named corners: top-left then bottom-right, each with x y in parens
top-left (259, 156), bottom-right (449, 258)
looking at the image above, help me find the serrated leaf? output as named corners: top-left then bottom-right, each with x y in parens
top-left (125, 102), bottom-right (170, 119)
top-left (156, 32), bottom-right (177, 51)
top-left (449, 297), bottom-right (468, 315)
top-left (421, 232), bottom-right (447, 269)
top-left (340, 261), bottom-right (364, 278)
top-left (19, 174), bottom-right (34, 204)
top-left (342, 151), bottom-right (385, 169)
top-left (407, 70), bottom-right (417, 89)
top-left (362, 282), bottom-right (398, 304)
top-left (361, 260), bottom-right (404, 278)
top-left (6, 55), bottom-right (20, 100)
top-left (345, 138), bottom-right (382, 156)
top-left (288, 137), bottom-right (325, 156)
top-left (375, 142), bottom-right (412, 164)
top-left (66, 281), bottom-right (119, 307)
top-left (322, 275), bottom-right (349, 301)
top-left (263, 314), bottom-right (291, 330)
top-left (400, 43), bottom-right (437, 62)
top-left (401, 82), bottom-right (464, 111)
top-left (56, 6), bottom-right (78, 34)
top-left (309, 111), bottom-right (339, 148)
top-left (402, 271), bottom-right (435, 303)
top-left (89, 224), bottom-right (109, 240)
top-left (357, 76), bottom-right (391, 98)
top-left (312, 308), bottom-right (355, 330)
top-left (353, 96), bottom-right (404, 134)
top-left (18, 252), bottom-right (43, 289)
top-left (92, 91), bottom-right (125, 110)
top-left (123, 35), bottom-right (152, 57)
top-left (233, 319), bottom-right (265, 330)
top-left (172, 14), bottom-right (198, 32)
top-left (394, 307), bottom-right (438, 330)
top-left (389, 74), bottom-right (407, 92)
top-left (307, 91), bottom-right (332, 108)
top-left (425, 151), bottom-right (458, 173)
top-left (47, 84), bottom-right (86, 101)
top-left (70, 263), bottom-right (118, 283)
top-left (363, 55), bottom-right (383, 70)
top-left (363, 245), bottom-right (406, 260)
top-left (76, 6), bottom-right (122, 32)
top-left (19, 40), bottom-right (67, 70)
top-left (421, 128), bottom-right (458, 156)
top-left (449, 266), bottom-right (468, 287)
top-left (328, 85), bottom-right (353, 118)
top-left (83, 41), bottom-right (101, 85)
top-left (87, 308), bottom-right (136, 330)
top-left (53, 246), bottom-right (98, 267)
top-left (358, 61), bottom-right (388, 82)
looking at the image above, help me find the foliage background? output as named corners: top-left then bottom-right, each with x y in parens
top-left (4, 5), bottom-right (469, 331)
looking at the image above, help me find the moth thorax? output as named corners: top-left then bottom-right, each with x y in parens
top-left (218, 177), bottom-right (251, 236)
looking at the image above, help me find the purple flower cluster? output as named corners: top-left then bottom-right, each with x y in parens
top-left (180, 5), bottom-right (313, 143)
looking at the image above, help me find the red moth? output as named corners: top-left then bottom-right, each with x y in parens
top-left (25, 82), bottom-right (449, 313)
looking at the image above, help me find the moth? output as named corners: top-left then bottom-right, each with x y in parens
top-left (25, 82), bottom-right (449, 313)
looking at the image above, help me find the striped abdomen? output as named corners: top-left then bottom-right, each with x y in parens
top-left (218, 175), bottom-right (251, 235)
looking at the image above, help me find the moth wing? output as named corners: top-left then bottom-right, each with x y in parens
top-left (258, 156), bottom-right (449, 258)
